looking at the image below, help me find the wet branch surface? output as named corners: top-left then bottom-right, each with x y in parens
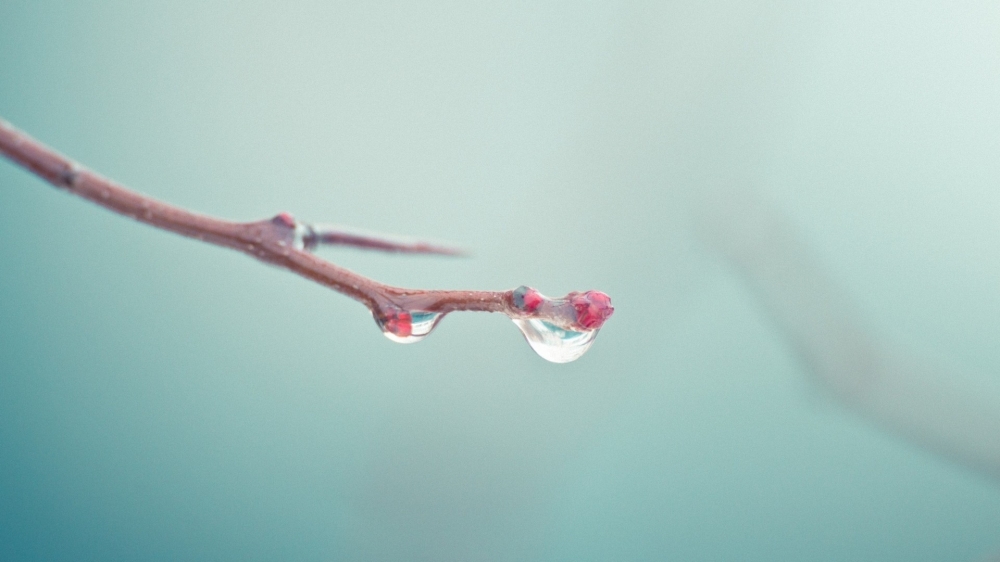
top-left (0, 118), bottom-right (613, 350)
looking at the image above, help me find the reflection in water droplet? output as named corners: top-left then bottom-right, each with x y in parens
top-left (377, 310), bottom-right (444, 344)
top-left (513, 318), bottom-right (599, 363)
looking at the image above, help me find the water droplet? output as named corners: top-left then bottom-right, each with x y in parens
top-left (377, 309), bottom-right (444, 344)
top-left (270, 212), bottom-right (314, 251)
top-left (286, 222), bottom-right (314, 251)
top-left (101, 190), bottom-right (110, 199)
top-left (513, 318), bottom-right (599, 363)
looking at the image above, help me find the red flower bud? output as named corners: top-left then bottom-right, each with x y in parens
top-left (570, 290), bottom-right (614, 330)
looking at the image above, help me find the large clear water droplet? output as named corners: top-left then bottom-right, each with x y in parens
top-left (378, 310), bottom-right (444, 344)
top-left (513, 318), bottom-right (599, 363)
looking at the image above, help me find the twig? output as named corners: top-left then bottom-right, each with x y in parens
top-left (0, 118), bottom-right (613, 355)
top-left (301, 222), bottom-right (467, 256)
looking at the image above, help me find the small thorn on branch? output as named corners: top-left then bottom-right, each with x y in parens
top-left (301, 223), bottom-right (467, 256)
top-left (269, 212), bottom-right (465, 256)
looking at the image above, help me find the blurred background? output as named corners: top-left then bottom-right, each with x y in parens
top-left (2, 1), bottom-right (1000, 560)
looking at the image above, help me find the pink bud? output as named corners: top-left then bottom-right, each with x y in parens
top-left (521, 289), bottom-right (544, 313)
top-left (273, 212), bottom-right (296, 228)
top-left (570, 291), bottom-right (614, 330)
top-left (512, 286), bottom-right (545, 313)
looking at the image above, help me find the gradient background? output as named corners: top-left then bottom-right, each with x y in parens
top-left (2, 1), bottom-right (1000, 560)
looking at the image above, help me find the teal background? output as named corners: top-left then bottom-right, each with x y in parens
top-left (2, 1), bottom-right (1000, 560)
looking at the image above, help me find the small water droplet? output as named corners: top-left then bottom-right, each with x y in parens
top-left (270, 212), bottom-right (313, 251)
top-left (513, 318), bottom-right (599, 363)
top-left (101, 190), bottom-right (110, 199)
top-left (292, 222), bottom-right (313, 251)
top-left (377, 309), bottom-right (444, 344)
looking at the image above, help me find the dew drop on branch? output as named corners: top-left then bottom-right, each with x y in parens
top-left (271, 212), bottom-right (314, 251)
top-left (291, 222), bottom-right (314, 251)
top-left (376, 309), bottom-right (444, 344)
top-left (512, 318), bottom-right (599, 363)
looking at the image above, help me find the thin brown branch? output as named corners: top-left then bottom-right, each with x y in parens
top-left (0, 118), bottom-right (613, 353)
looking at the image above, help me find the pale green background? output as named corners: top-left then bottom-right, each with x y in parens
top-left (2, 1), bottom-right (1000, 560)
